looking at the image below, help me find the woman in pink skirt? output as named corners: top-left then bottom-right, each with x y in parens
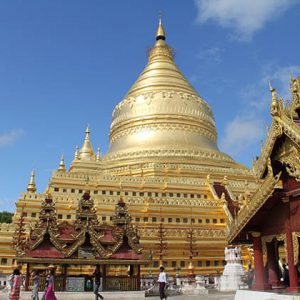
top-left (45, 268), bottom-right (57, 300)
top-left (9, 269), bottom-right (22, 300)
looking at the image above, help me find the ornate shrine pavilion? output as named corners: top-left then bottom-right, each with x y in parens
top-left (229, 79), bottom-right (300, 293)
top-left (15, 190), bottom-right (146, 291)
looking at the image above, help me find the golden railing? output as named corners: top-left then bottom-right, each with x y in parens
top-left (103, 276), bottom-right (139, 291)
top-left (27, 275), bottom-right (65, 292)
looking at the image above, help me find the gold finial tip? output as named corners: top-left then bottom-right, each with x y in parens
top-left (27, 169), bottom-right (36, 193)
top-left (156, 14), bottom-right (165, 41)
top-left (269, 80), bottom-right (274, 92)
top-left (96, 146), bottom-right (101, 161)
top-left (58, 153), bottom-right (66, 171)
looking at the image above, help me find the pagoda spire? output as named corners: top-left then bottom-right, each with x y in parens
top-left (74, 145), bottom-right (79, 159)
top-left (79, 126), bottom-right (95, 160)
top-left (96, 147), bottom-right (101, 161)
top-left (58, 154), bottom-right (66, 172)
top-left (112, 197), bottom-right (132, 227)
top-left (27, 170), bottom-right (36, 193)
top-left (156, 15), bottom-right (165, 41)
top-left (75, 191), bottom-right (98, 229)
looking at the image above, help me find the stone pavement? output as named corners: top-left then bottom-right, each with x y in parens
top-left (0, 291), bottom-right (236, 300)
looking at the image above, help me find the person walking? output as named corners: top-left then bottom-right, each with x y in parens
top-left (93, 265), bottom-right (104, 300)
top-left (44, 268), bottom-right (57, 300)
top-left (247, 265), bottom-right (254, 289)
top-left (157, 266), bottom-right (167, 300)
top-left (31, 270), bottom-right (40, 300)
top-left (9, 269), bottom-right (22, 300)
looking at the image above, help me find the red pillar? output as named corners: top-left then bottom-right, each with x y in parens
top-left (102, 265), bottom-right (106, 291)
top-left (283, 197), bottom-right (300, 293)
top-left (266, 241), bottom-right (281, 287)
top-left (251, 232), bottom-right (270, 291)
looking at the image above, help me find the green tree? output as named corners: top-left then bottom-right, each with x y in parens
top-left (0, 211), bottom-right (13, 223)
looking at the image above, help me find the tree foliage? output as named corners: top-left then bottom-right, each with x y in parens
top-left (0, 211), bottom-right (13, 223)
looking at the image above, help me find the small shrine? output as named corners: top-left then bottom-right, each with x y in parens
top-left (219, 246), bottom-right (245, 291)
top-left (14, 191), bottom-right (148, 291)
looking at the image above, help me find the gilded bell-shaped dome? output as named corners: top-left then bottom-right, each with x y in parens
top-left (106, 19), bottom-right (237, 169)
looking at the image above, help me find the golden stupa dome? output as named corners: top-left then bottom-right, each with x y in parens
top-left (106, 19), bottom-right (238, 169)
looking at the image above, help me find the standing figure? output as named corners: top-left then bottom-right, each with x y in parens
top-left (247, 265), bottom-right (254, 289)
top-left (157, 266), bottom-right (167, 300)
top-left (93, 265), bottom-right (104, 300)
top-left (31, 270), bottom-right (40, 300)
top-left (44, 268), bottom-right (57, 300)
top-left (282, 264), bottom-right (290, 286)
top-left (9, 269), bottom-right (22, 300)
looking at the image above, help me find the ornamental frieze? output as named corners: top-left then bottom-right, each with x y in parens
top-left (98, 196), bottom-right (222, 208)
top-left (113, 91), bottom-right (211, 117)
top-left (276, 143), bottom-right (300, 182)
top-left (139, 227), bottom-right (226, 239)
top-left (104, 148), bottom-right (234, 163)
top-left (110, 122), bottom-right (217, 144)
top-left (279, 114), bottom-right (300, 148)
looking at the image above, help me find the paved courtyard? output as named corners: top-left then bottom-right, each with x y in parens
top-left (1, 291), bottom-right (236, 300)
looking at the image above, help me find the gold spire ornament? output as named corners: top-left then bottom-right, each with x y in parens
top-left (27, 170), bottom-right (36, 193)
top-left (269, 81), bottom-right (279, 116)
top-left (45, 186), bottom-right (51, 198)
top-left (156, 15), bottom-right (165, 40)
top-left (79, 126), bottom-right (95, 160)
top-left (74, 145), bottom-right (79, 159)
top-left (58, 154), bottom-right (66, 172)
top-left (96, 147), bottom-right (101, 161)
top-left (269, 81), bottom-right (278, 102)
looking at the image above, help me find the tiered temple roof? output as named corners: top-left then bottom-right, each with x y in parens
top-left (17, 191), bottom-right (145, 264)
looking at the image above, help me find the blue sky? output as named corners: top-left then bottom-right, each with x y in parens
top-left (0, 0), bottom-right (300, 212)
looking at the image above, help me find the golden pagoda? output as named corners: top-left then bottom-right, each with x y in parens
top-left (0, 19), bottom-right (258, 280)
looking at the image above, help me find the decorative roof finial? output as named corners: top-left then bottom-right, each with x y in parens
top-left (45, 186), bottom-right (52, 198)
top-left (269, 81), bottom-right (278, 101)
top-left (27, 170), bottom-right (36, 193)
top-left (156, 13), bottom-right (165, 41)
top-left (58, 154), bottom-right (66, 172)
top-left (96, 147), bottom-right (101, 161)
top-left (79, 126), bottom-right (95, 160)
top-left (269, 81), bottom-right (279, 116)
top-left (75, 145), bottom-right (79, 159)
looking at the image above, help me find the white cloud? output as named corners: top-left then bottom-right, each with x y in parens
top-left (220, 116), bottom-right (263, 155)
top-left (195, 0), bottom-right (297, 41)
top-left (0, 129), bottom-right (25, 147)
top-left (196, 47), bottom-right (224, 63)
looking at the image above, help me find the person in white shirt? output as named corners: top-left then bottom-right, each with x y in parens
top-left (157, 266), bottom-right (167, 300)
